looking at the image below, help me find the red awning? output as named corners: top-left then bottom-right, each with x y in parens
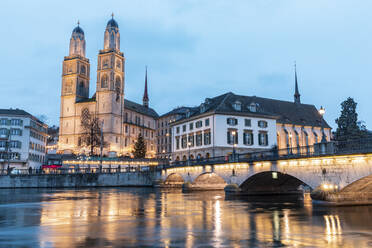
top-left (42, 164), bottom-right (62, 169)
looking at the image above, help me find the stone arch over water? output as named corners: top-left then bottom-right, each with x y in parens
top-left (239, 171), bottom-right (310, 195)
top-left (164, 173), bottom-right (185, 186)
top-left (193, 172), bottom-right (227, 185)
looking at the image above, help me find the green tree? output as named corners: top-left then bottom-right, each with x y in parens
top-left (133, 133), bottom-right (147, 158)
top-left (335, 97), bottom-right (367, 141)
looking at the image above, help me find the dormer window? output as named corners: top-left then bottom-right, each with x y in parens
top-left (249, 102), bottom-right (257, 112)
top-left (186, 110), bottom-right (191, 118)
top-left (200, 104), bottom-right (206, 113)
top-left (233, 101), bottom-right (242, 111)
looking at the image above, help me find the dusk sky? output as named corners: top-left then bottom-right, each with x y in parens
top-left (1, 0), bottom-right (371, 129)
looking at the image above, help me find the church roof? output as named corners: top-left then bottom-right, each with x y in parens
top-left (72, 26), bottom-right (84, 35)
top-left (174, 92), bottom-right (330, 128)
top-left (107, 18), bottom-right (118, 28)
top-left (124, 99), bottom-right (158, 118)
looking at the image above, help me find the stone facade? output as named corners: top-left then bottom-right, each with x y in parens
top-left (58, 18), bottom-right (157, 157)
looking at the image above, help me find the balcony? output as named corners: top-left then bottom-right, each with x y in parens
top-left (0, 147), bottom-right (6, 152)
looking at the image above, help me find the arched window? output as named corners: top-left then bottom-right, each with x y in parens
top-left (115, 77), bottom-right (121, 101)
top-left (101, 74), bottom-right (108, 88)
top-left (81, 108), bottom-right (90, 126)
top-left (64, 81), bottom-right (72, 94)
top-left (79, 81), bottom-right (84, 95)
top-left (80, 65), bottom-right (86, 75)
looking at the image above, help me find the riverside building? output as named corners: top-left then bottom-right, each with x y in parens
top-left (170, 70), bottom-right (331, 161)
top-left (0, 109), bottom-right (48, 170)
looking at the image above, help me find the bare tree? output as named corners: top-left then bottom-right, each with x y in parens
top-left (80, 109), bottom-right (104, 156)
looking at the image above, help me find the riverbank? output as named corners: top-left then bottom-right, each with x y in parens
top-left (0, 172), bottom-right (155, 188)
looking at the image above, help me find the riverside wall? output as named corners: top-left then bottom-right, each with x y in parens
top-left (0, 172), bottom-right (158, 188)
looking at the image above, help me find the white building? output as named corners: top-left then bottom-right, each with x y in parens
top-left (0, 109), bottom-right (48, 170)
top-left (171, 90), bottom-right (331, 161)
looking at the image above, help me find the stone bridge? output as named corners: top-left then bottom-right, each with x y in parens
top-left (160, 153), bottom-right (372, 201)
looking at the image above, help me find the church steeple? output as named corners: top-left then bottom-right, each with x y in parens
top-left (143, 66), bottom-right (149, 108)
top-left (294, 62), bottom-right (301, 104)
top-left (103, 14), bottom-right (120, 50)
top-left (69, 21), bottom-right (86, 57)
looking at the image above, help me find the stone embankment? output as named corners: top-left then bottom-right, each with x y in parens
top-left (0, 172), bottom-right (155, 188)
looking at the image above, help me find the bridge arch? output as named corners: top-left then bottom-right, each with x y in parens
top-left (339, 174), bottom-right (372, 193)
top-left (239, 171), bottom-right (310, 195)
top-left (163, 173), bottom-right (185, 186)
top-left (193, 172), bottom-right (227, 185)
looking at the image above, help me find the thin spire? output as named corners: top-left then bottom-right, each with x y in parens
top-left (111, 12), bottom-right (114, 19)
top-left (143, 66), bottom-right (149, 107)
top-left (294, 61), bottom-right (301, 104)
top-left (77, 20), bottom-right (80, 26)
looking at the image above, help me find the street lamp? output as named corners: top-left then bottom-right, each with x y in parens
top-left (187, 142), bottom-right (191, 165)
top-left (319, 106), bottom-right (327, 143)
top-left (231, 130), bottom-right (236, 160)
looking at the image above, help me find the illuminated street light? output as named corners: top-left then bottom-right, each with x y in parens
top-left (319, 106), bottom-right (327, 143)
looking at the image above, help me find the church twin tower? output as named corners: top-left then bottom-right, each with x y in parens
top-left (59, 16), bottom-right (148, 155)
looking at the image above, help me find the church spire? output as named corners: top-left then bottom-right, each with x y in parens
top-left (143, 66), bottom-right (149, 108)
top-left (294, 62), bottom-right (301, 104)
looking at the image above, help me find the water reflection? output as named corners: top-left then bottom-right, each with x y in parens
top-left (0, 189), bottom-right (372, 247)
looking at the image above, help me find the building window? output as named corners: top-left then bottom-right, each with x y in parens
top-left (227, 118), bottom-right (238, 126)
top-left (195, 121), bottom-right (202, 128)
top-left (101, 74), bottom-right (108, 88)
top-left (176, 137), bottom-right (180, 150)
top-left (188, 134), bottom-right (194, 147)
top-left (182, 125), bottom-right (186, 132)
top-left (11, 119), bottom-right (22, 126)
top-left (176, 127), bottom-right (180, 134)
top-left (189, 123), bottom-right (193, 130)
top-left (243, 131), bottom-right (254, 145)
top-left (258, 132), bottom-right (268, 146)
top-left (196, 132), bottom-right (203, 146)
top-left (233, 101), bottom-right (242, 111)
top-left (181, 136), bottom-right (187, 148)
top-left (304, 131), bottom-right (309, 146)
top-left (249, 103), bottom-right (257, 112)
top-left (245, 119), bottom-right (251, 127)
top-left (227, 130), bottom-right (238, 145)
top-left (258, 120), bottom-right (268, 128)
top-left (205, 118), bottom-right (210, 126)
top-left (204, 131), bottom-right (211, 145)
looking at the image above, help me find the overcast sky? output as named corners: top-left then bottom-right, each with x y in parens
top-left (1, 0), bottom-right (371, 129)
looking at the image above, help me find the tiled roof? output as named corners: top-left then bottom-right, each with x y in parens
top-left (159, 106), bottom-right (194, 118)
top-left (175, 92), bottom-right (331, 128)
top-left (124, 99), bottom-right (159, 118)
top-left (0, 109), bottom-right (33, 117)
top-left (0, 108), bottom-right (47, 126)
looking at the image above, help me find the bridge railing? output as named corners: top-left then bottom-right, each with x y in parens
top-left (0, 166), bottom-right (154, 176)
top-left (165, 139), bottom-right (372, 168)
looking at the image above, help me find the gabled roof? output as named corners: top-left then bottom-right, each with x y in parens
top-left (124, 99), bottom-right (158, 118)
top-left (174, 92), bottom-right (331, 128)
top-left (0, 109), bottom-right (33, 117)
top-left (160, 106), bottom-right (194, 118)
top-left (0, 108), bottom-right (47, 126)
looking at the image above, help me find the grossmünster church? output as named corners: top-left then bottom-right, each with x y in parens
top-left (58, 16), bottom-right (158, 157)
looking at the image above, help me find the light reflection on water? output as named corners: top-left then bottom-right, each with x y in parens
top-left (0, 188), bottom-right (372, 247)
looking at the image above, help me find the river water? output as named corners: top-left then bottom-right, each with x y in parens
top-left (0, 188), bottom-right (372, 248)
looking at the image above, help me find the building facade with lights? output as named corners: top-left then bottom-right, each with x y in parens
top-left (156, 107), bottom-right (193, 159)
top-left (170, 73), bottom-right (331, 161)
top-left (58, 17), bottom-right (158, 157)
top-left (0, 109), bottom-right (48, 169)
